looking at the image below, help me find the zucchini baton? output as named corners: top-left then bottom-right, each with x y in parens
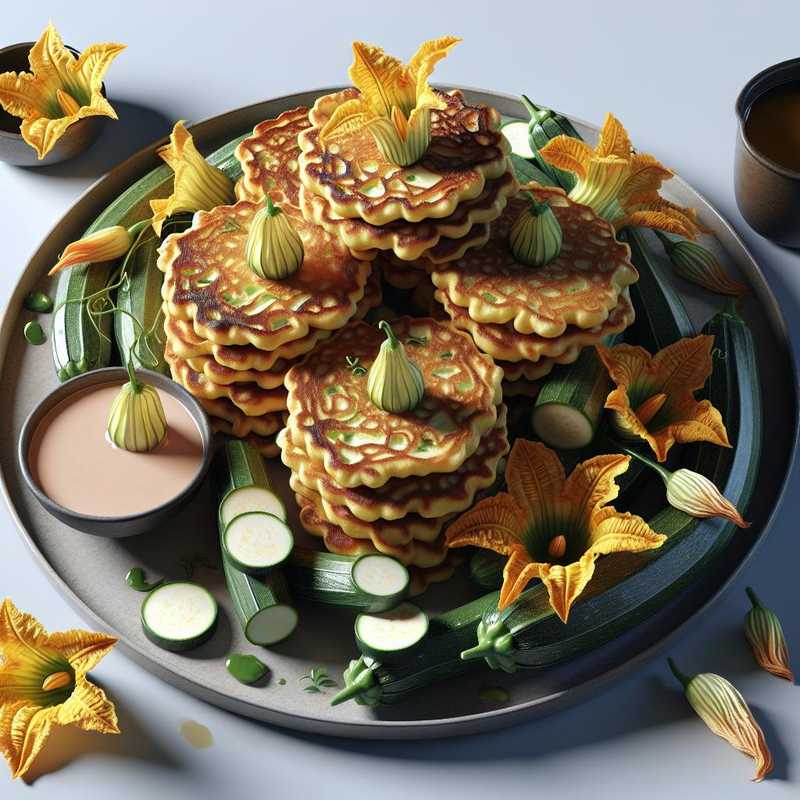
top-left (285, 548), bottom-right (410, 612)
top-left (332, 303), bottom-right (761, 704)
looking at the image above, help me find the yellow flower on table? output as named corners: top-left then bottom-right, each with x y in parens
top-left (446, 440), bottom-right (665, 622)
top-left (320, 37), bottom-right (461, 166)
top-left (150, 121), bottom-right (235, 235)
top-left (0, 598), bottom-right (118, 779)
top-left (539, 113), bottom-right (703, 238)
top-left (0, 23), bottom-right (124, 159)
top-left (597, 335), bottom-right (731, 462)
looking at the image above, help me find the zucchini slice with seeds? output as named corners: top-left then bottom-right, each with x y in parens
top-left (222, 511), bottom-right (294, 576)
top-left (140, 582), bottom-right (218, 652)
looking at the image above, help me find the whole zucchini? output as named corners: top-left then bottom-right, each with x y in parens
top-left (332, 302), bottom-right (761, 705)
top-left (52, 263), bottom-right (115, 381)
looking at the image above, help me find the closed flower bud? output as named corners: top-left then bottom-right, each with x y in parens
top-left (367, 321), bottom-right (425, 413)
top-left (245, 197), bottom-right (304, 280)
top-left (509, 193), bottom-right (562, 267)
top-left (107, 372), bottom-right (167, 453)
top-left (745, 587), bottom-right (794, 682)
top-left (656, 233), bottom-right (747, 297)
top-left (665, 468), bottom-right (749, 528)
top-left (49, 225), bottom-right (138, 275)
top-left (668, 658), bottom-right (773, 782)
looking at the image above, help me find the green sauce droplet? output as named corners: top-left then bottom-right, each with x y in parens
top-left (24, 291), bottom-right (53, 313)
top-left (226, 653), bottom-right (268, 685)
top-left (125, 566), bottom-right (162, 592)
top-left (478, 686), bottom-right (510, 704)
top-left (278, 678), bottom-right (287, 685)
top-left (24, 321), bottom-right (45, 345)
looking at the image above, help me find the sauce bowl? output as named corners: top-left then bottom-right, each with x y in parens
top-left (735, 57), bottom-right (800, 247)
top-left (18, 368), bottom-right (213, 537)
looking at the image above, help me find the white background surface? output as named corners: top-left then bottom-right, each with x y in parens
top-left (1, 1), bottom-right (799, 797)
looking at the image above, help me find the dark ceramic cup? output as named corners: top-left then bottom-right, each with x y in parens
top-left (735, 58), bottom-right (800, 247)
top-left (0, 41), bottom-right (107, 167)
top-left (18, 368), bottom-right (213, 537)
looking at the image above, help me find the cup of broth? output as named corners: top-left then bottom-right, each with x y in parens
top-left (735, 57), bottom-right (800, 247)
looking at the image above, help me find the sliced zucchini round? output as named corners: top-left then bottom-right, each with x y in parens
top-left (355, 602), bottom-right (429, 662)
top-left (351, 554), bottom-right (409, 611)
top-left (501, 120), bottom-right (534, 159)
top-left (220, 486), bottom-right (286, 527)
top-left (222, 511), bottom-right (294, 575)
top-left (140, 582), bottom-right (218, 652)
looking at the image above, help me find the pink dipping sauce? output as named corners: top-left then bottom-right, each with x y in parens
top-left (29, 382), bottom-right (204, 517)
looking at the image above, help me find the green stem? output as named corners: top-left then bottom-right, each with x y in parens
top-left (722, 297), bottom-right (742, 320)
top-left (378, 320), bottom-right (399, 349)
top-left (460, 639), bottom-right (496, 662)
top-left (745, 586), bottom-right (762, 609)
top-left (520, 94), bottom-right (538, 118)
top-left (265, 196), bottom-right (281, 217)
top-left (125, 358), bottom-right (141, 391)
top-left (126, 219), bottom-right (151, 239)
top-left (667, 657), bottom-right (691, 689)
top-left (330, 681), bottom-right (367, 707)
top-left (611, 439), bottom-right (673, 484)
top-left (524, 191), bottom-right (549, 216)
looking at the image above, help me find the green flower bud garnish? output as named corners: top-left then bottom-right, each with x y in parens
top-left (745, 587), bottom-right (794, 682)
top-left (107, 364), bottom-right (168, 452)
top-left (509, 192), bottom-right (562, 267)
top-left (245, 197), bottom-right (304, 280)
top-left (655, 232), bottom-right (747, 297)
top-left (367, 321), bottom-right (425, 413)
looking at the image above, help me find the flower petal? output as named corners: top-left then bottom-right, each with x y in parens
top-left (446, 493), bottom-right (526, 552)
top-left (46, 630), bottom-right (117, 675)
top-left (0, 71), bottom-right (49, 119)
top-left (590, 508), bottom-right (667, 554)
top-left (647, 398), bottom-right (730, 462)
top-left (595, 112), bottom-right (633, 159)
top-left (651, 334), bottom-right (714, 394)
top-left (408, 36), bottom-right (461, 98)
top-left (506, 440), bottom-right (565, 526)
top-left (620, 152), bottom-right (673, 201)
top-left (349, 42), bottom-right (410, 117)
top-left (563, 453), bottom-right (630, 526)
top-left (0, 700), bottom-right (57, 779)
top-left (539, 135), bottom-right (594, 181)
top-left (319, 97), bottom-right (372, 142)
top-left (72, 42), bottom-right (126, 99)
top-left (498, 546), bottom-right (542, 610)
top-left (55, 675), bottom-right (119, 735)
top-left (538, 558), bottom-right (597, 623)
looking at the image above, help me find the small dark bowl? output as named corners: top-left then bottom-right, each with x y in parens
top-left (18, 368), bottom-right (213, 537)
top-left (735, 57), bottom-right (800, 247)
top-left (0, 41), bottom-right (107, 167)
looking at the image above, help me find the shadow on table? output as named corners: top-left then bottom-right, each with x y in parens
top-left (16, 99), bottom-right (174, 180)
top-left (22, 676), bottom-right (183, 785)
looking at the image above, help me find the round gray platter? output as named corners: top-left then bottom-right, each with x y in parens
top-left (1, 88), bottom-right (796, 739)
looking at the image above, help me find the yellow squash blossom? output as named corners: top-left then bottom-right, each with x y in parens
top-left (320, 37), bottom-right (461, 166)
top-left (0, 598), bottom-right (118, 779)
top-left (150, 121), bottom-right (235, 235)
top-left (0, 23), bottom-right (124, 159)
top-left (597, 335), bottom-right (730, 462)
top-left (446, 440), bottom-right (665, 621)
top-left (539, 113), bottom-right (703, 237)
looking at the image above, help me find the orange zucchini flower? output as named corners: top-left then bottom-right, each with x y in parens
top-left (446, 440), bottom-right (665, 621)
top-left (0, 23), bottom-right (124, 159)
top-left (597, 335), bottom-right (730, 462)
top-left (539, 113), bottom-right (703, 238)
top-left (0, 598), bottom-right (118, 779)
